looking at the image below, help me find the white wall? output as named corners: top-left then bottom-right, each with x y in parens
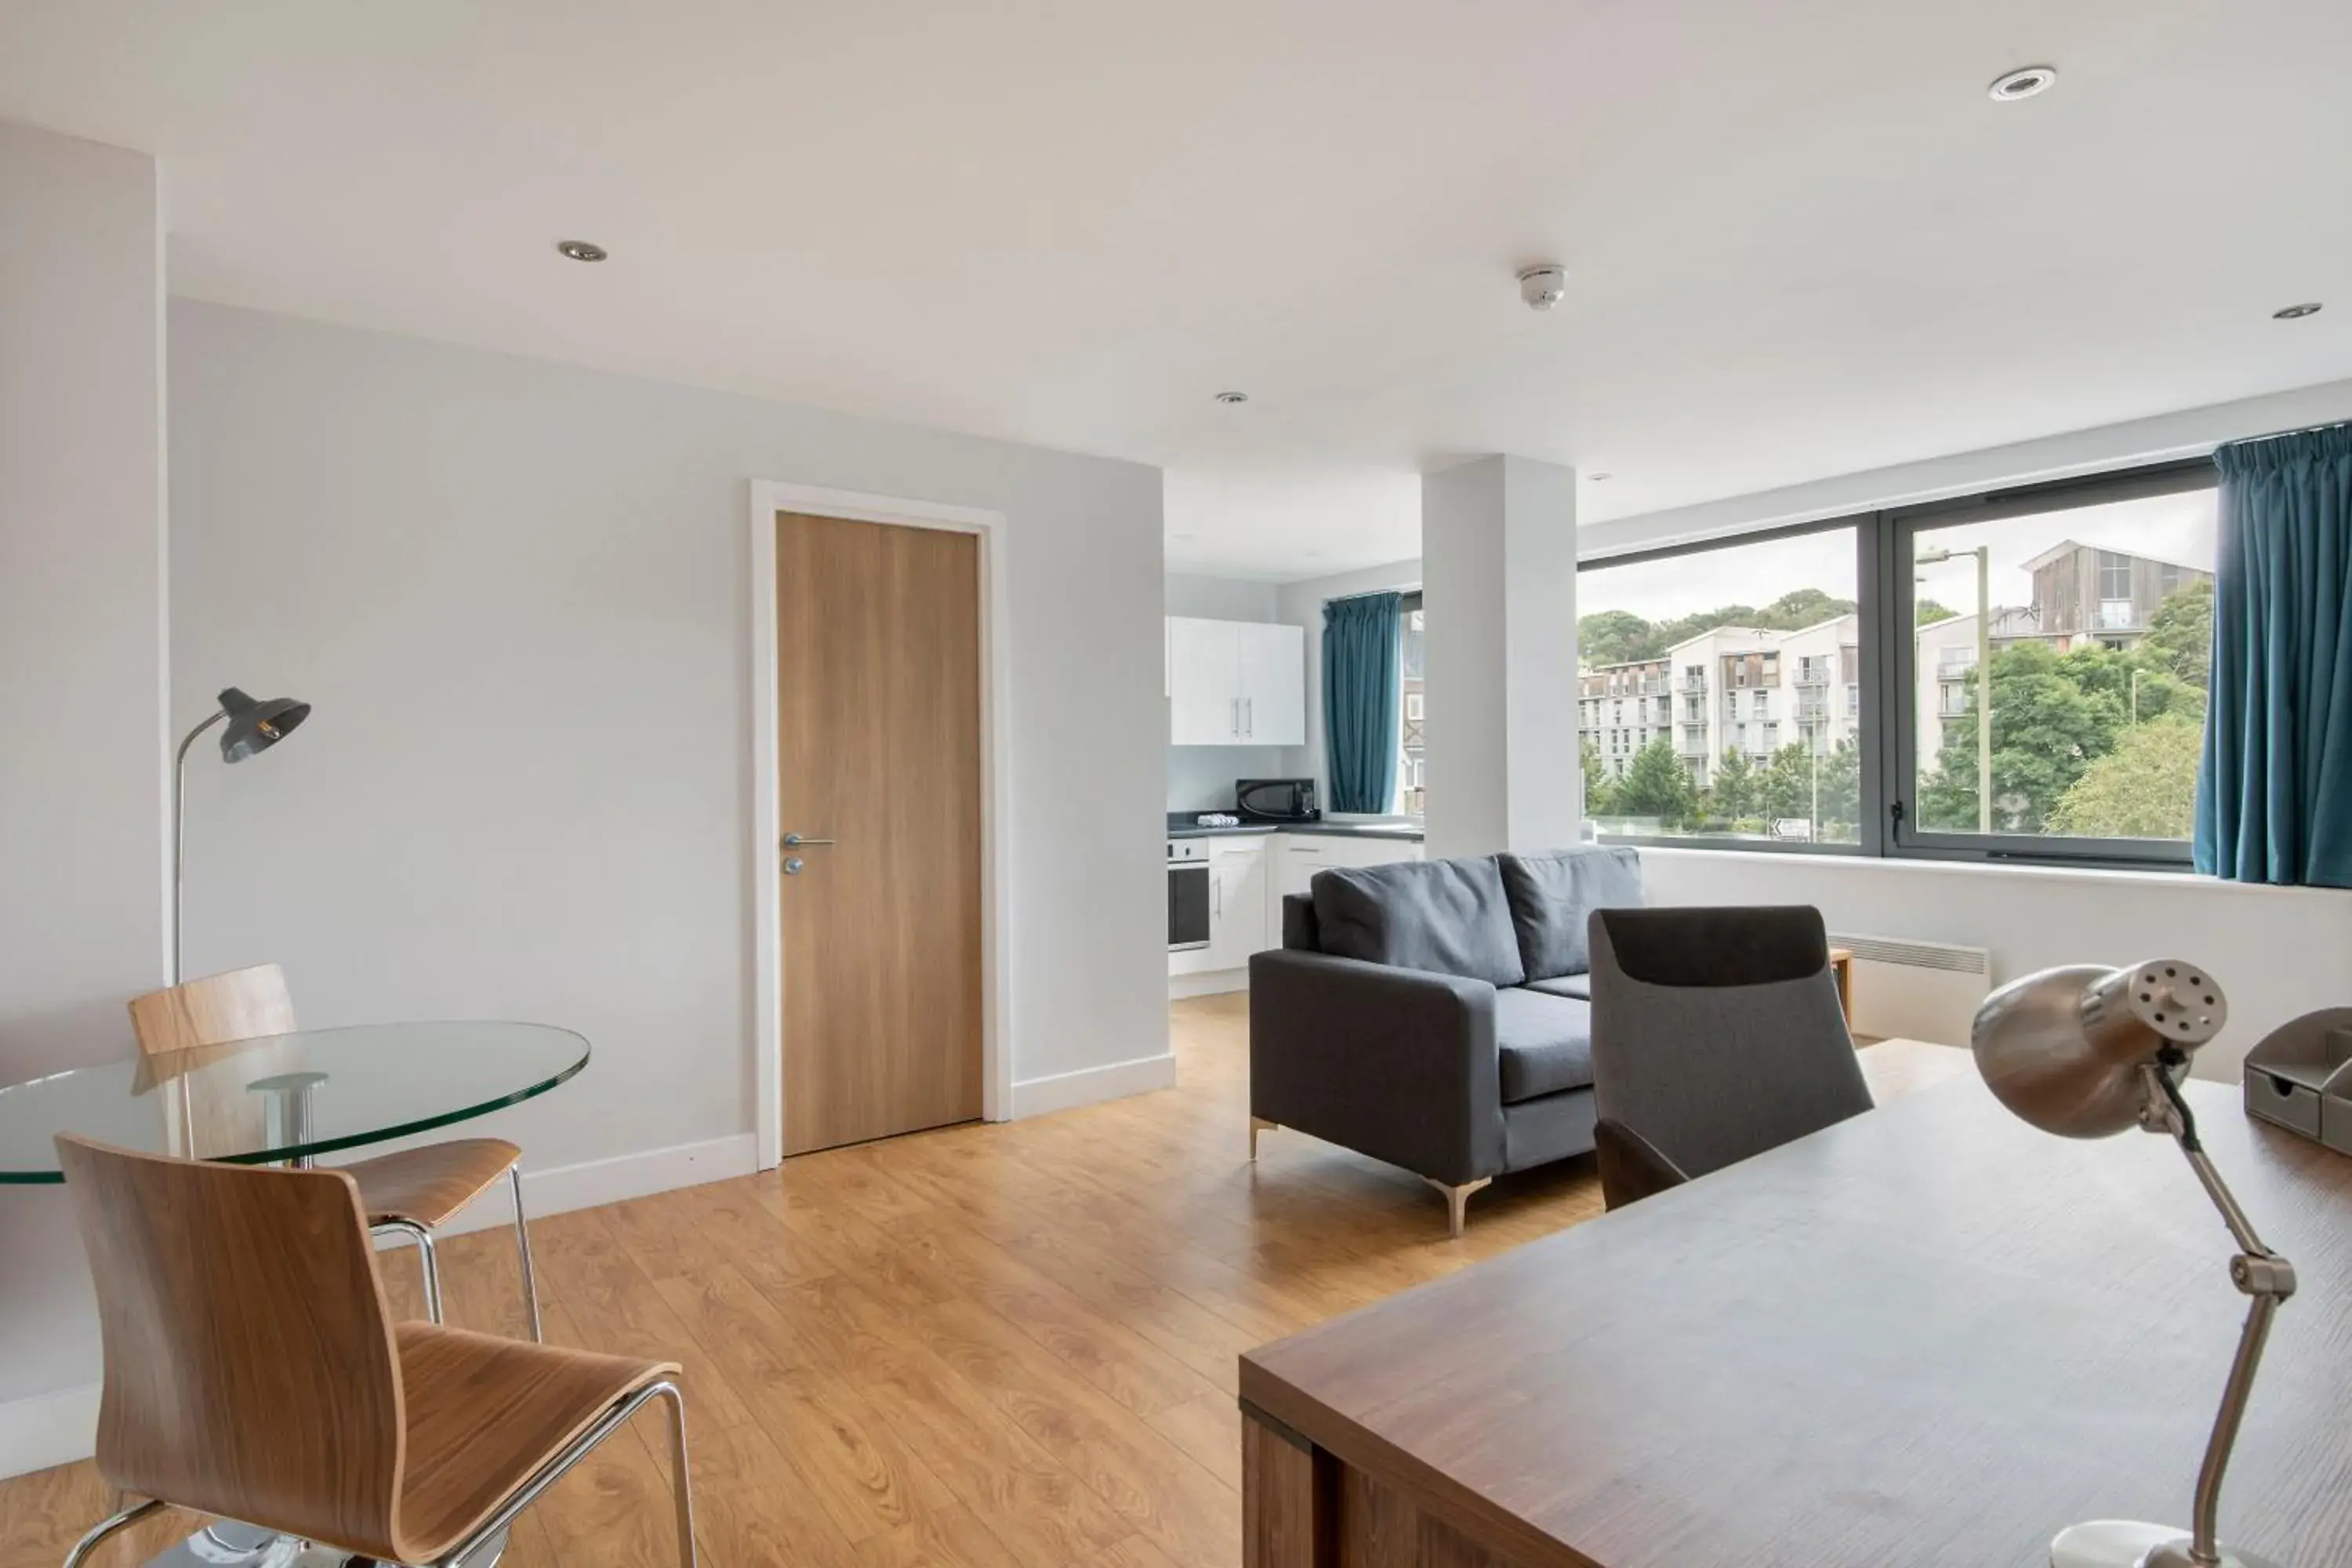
top-left (1164, 572), bottom-right (1284, 811)
top-left (1639, 850), bottom-right (2352, 1081)
top-left (0, 123), bottom-right (166, 1468)
top-left (1272, 558), bottom-right (1422, 804)
top-left (170, 302), bottom-right (1166, 1131)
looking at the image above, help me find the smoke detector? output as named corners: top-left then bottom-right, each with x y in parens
top-left (1518, 264), bottom-right (1568, 311)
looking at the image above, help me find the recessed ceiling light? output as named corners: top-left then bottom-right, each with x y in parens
top-left (1214, 390), bottom-right (1249, 405)
top-left (556, 239), bottom-right (608, 263)
top-left (1987, 66), bottom-right (2057, 101)
top-left (1588, 472), bottom-right (1614, 482)
top-left (2274, 302), bottom-right (2323, 320)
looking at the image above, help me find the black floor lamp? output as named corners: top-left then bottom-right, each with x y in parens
top-left (172, 686), bottom-right (310, 984)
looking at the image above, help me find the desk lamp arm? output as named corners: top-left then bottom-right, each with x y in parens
top-left (2140, 1063), bottom-right (2298, 1568)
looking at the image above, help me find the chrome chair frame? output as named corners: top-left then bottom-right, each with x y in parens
top-left (372, 1163), bottom-right (542, 1343)
top-left (62, 1381), bottom-right (695, 1568)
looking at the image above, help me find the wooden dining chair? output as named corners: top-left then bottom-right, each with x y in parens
top-left (53, 1134), bottom-right (696, 1568)
top-left (128, 963), bottom-right (543, 1341)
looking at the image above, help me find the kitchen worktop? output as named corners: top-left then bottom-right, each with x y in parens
top-left (1165, 816), bottom-right (1425, 841)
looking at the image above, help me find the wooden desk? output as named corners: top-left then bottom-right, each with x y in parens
top-left (1240, 1058), bottom-right (2352, 1568)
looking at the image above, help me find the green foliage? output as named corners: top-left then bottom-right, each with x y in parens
top-left (1916, 597), bottom-right (1959, 626)
top-left (1579, 735), bottom-right (1616, 817)
top-left (1707, 749), bottom-right (1759, 818)
top-left (1919, 641), bottom-right (2123, 832)
top-left (1614, 739), bottom-right (1697, 823)
top-left (1577, 589), bottom-right (1857, 669)
top-left (2047, 715), bottom-right (2203, 839)
top-left (2142, 579), bottom-right (2215, 688)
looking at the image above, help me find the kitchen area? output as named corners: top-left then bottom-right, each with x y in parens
top-left (1165, 575), bottom-right (1423, 996)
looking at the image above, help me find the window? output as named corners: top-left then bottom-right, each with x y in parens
top-left (1575, 524), bottom-right (1862, 844)
top-left (1397, 592), bottom-right (1425, 817)
top-left (1577, 461), bottom-right (2218, 866)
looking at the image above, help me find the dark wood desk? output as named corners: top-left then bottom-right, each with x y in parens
top-left (1240, 1058), bottom-right (2352, 1568)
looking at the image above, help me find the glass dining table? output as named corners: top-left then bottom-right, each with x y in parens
top-left (0, 1020), bottom-right (589, 1568)
top-left (0, 1020), bottom-right (589, 1181)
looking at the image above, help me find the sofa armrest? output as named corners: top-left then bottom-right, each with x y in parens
top-left (1247, 950), bottom-right (1505, 1185)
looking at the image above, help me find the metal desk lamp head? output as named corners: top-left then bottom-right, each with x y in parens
top-left (1973, 962), bottom-right (2293, 1568)
top-left (172, 686), bottom-right (310, 983)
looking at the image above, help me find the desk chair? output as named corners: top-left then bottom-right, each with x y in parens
top-left (1587, 906), bottom-right (1872, 1210)
top-left (129, 964), bottom-right (541, 1340)
top-left (53, 1134), bottom-right (693, 1568)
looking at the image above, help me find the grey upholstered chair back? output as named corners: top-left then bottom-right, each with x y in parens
top-left (1588, 906), bottom-right (1870, 1199)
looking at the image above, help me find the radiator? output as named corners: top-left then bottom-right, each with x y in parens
top-left (1830, 933), bottom-right (1992, 1047)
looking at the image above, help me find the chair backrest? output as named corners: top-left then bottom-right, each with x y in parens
top-left (128, 963), bottom-right (297, 1054)
top-left (54, 1134), bottom-right (409, 1560)
top-left (1588, 906), bottom-right (1871, 1191)
top-left (127, 964), bottom-right (297, 1160)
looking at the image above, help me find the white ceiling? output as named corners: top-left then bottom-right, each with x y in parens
top-left (5, 1), bottom-right (2347, 582)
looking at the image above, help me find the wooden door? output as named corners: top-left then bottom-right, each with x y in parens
top-left (778, 510), bottom-right (983, 1155)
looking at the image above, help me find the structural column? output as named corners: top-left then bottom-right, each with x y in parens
top-left (1421, 455), bottom-right (1579, 858)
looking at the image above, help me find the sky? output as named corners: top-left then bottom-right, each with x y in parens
top-left (1582, 488), bottom-right (2218, 627)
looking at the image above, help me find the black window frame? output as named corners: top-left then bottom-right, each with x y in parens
top-left (1577, 457), bottom-right (2219, 870)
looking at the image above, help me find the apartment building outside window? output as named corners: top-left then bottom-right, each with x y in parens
top-left (1574, 460), bottom-right (2218, 866)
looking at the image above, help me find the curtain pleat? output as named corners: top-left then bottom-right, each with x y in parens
top-left (2194, 422), bottom-right (2352, 885)
top-left (1323, 593), bottom-right (1403, 815)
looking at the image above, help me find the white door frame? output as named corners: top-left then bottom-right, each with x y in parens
top-left (748, 479), bottom-right (1014, 1171)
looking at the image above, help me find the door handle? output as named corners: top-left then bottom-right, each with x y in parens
top-left (782, 833), bottom-right (835, 848)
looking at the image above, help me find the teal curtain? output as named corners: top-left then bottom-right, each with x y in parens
top-left (1324, 592), bottom-right (1403, 814)
top-left (2194, 423), bottom-right (2352, 885)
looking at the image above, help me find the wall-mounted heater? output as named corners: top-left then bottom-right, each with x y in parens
top-left (1830, 933), bottom-right (1993, 1046)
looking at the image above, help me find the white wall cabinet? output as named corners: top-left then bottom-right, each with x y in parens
top-left (1166, 616), bottom-right (1305, 745)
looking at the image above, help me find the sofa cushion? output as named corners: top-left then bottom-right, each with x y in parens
top-left (1498, 847), bottom-right (1643, 981)
top-left (1494, 988), bottom-right (1595, 1103)
top-left (1310, 855), bottom-right (1526, 988)
top-left (1519, 973), bottom-right (1590, 1000)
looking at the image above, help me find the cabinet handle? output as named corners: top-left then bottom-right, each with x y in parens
top-left (1244, 697), bottom-right (1253, 736)
top-left (1230, 698), bottom-right (1240, 737)
top-left (1214, 872), bottom-right (1222, 918)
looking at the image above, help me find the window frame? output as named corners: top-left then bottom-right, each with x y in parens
top-left (1577, 457), bottom-right (2218, 869)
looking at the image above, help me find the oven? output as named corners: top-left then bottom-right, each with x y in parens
top-left (1167, 838), bottom-right (1211, 951)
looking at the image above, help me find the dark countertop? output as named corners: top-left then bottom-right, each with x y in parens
top-left (1166, 817), bottom-right (1425, 842)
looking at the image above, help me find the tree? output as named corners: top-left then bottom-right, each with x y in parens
top-left (1918, 641), bottom-right (2124, 832)
top-left (2048, 715), bottom-right (2204, 839)
top-left (1759, 743), bottom-right (1817, 824)
top-left (1613, 739), bottom-right (1697, 825)
top-left (1708, 748), bottom-right (1759, 820)
top-left (1579, 735), bottom-right (1617, 817)
top-left (1577, 609), bottom-right (1661, 668)
top-left (2142, 579), bottom-right (2216, 688)
top-left (1815, 735), bottom-right (1862, 837)
top-left (1916, 597), bottom-right (1959, 627)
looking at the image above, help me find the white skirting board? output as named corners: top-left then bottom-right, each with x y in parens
top-left (1010, 1051), bottom-right (1177, 1118)
top-left (0, 1131), bottom-right (758, 1479)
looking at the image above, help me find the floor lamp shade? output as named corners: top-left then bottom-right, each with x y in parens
top-left (215, 687), bottom-right (310, 762)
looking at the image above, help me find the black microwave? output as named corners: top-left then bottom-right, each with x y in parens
top-left (1236, 778), bottom-right (1319, 823)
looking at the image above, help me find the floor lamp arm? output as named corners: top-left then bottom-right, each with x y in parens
top-left (169, 706), bottom-right (228, 985)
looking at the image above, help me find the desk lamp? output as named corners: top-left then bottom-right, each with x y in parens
top-left (1973, 961), bottom-right (2293, 1568)
top-left (172, 686), bottom-right (310, 983)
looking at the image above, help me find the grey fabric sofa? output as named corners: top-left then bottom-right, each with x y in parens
top-left (1247, 846), bottom-right (1642, 1234)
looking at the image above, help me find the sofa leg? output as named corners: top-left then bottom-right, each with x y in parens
top-left (1250, 1116), bottom-right (1279, 1160)
top-left (1425, 1175), bottom-right (1493, 1238)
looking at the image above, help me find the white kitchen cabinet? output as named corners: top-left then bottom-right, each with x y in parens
top-left (1236, 622), bottom-right (1306, 745)
top-left (1270, 831), bottom-right (1423, 902)
top-left (1207, 838), bottom-right (1269, 970)
top-left (1165, 616), bottom-right (1305, 746)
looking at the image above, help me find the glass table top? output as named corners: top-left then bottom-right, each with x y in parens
top-left (0, 1021), bottom-right (589, 1183)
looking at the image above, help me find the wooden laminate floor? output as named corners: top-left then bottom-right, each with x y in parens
top-left (0, 994), bottom-right (1612, 1568)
